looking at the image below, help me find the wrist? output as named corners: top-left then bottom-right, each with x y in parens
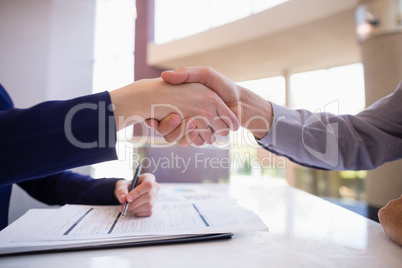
top-left (110, 80), bottom-right (153, 131)
top-left (239, 87), bottom-right (273, 139)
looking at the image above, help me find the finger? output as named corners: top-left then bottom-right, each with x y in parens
top-left (193, 117), bottom-right (215, 144)
top-left (133, 202), bottom-right (157, 217)
top-left (154, 114), bottom-right (182, 136)
top-left (125, 174), bottom-right (155, 202)
top-left (208, 111), bottom-right (231, 137)
top-left (176, 131), bottom-right (198, 147)
top-left (191, 133), bottom-right (206, 146)
top-left (126, 181), bottom-right (159, 216)
top-left (127, 192), bottom-right (157, 213)
top-left (145, 118), bottom-right (159, 129)
top-left (162, 67), bottom-right (234, 99)
top-left (133, 205), bottom-right (155, 217)
top-left (164, 68), bottom-right (239, 131)
top-left (115, 180), bottom-right (130, 204)
top-left (163, 117), bottom-right (196, 143)
top-left (119, 188), bottom-right (156, 214)
top-left (161, 67), bottom-right (220, 89)
top-left (197, 93), bottom-right (238, 134)
top-left (161, 68), bottom-right (190, 84)
top-left (214, 96), bottom-right (240, 132)
top-left (123, 201), bottom-right (155, 217)
top-left (135, 212), bottom-right (153, 217)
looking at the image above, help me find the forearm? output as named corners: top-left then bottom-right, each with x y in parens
top-left (0, 92), bottom-right (117, 185)
top-left (258, 103), bottom-right (402, 170)
top-left (109, 80), bottom-right (151, 131)
top-left (110, 78), bottom-right (202, 130)
top-left (110, 78), bottom-right (193, 131)
top-left (18, 172), bottom-right (121, 205)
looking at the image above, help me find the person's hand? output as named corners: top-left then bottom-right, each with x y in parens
top-left (162, 67), bottom-right (241, 118)
top-left (155, 67), bottom-right (273, 144)
top-left (378, 195), bottom-right (402, 246)
top-left (110, 77), bottom-right (239, 144)
top-left (145, 114), bottom-right (202, 146)
top-left (114, 174), bottom-right (159, 217)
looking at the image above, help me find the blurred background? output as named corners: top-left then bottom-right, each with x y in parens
top-left (1, 0), bottom-right (401, 224)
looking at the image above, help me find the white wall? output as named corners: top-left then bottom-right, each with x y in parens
top-left (0, 0), bottom-right (97, 223)
top-left (0, 0), bottom-right (51, 106)
top-left (0, 0), bottom-right (96, 106)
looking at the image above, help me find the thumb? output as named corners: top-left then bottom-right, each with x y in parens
top-left (161, 68), bottom-right (190, 84)
top-left (162, 67), bottom-right (233, 100)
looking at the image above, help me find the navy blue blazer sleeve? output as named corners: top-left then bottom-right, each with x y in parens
top-left (17, 172), bottom-right (121, 206)
top-left (0, 87), bottom-right (118, 187)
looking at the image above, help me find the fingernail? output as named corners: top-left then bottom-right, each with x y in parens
top-left (188, 119), bottom-right (196, 129)
top-left (169, 115), bottom-right (179, 125)
top-left (127, 195), bottom-right (134, 202)
top-left (189, 131), bottom-right (198, 140)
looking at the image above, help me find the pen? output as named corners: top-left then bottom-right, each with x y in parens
top-left (121, 164), bottom-right (142, 217)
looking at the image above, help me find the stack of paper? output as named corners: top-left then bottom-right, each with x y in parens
top-left (0, 191), bottom-right (268, 255)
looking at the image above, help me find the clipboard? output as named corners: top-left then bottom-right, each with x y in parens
top-left (2, 233), bottom-right (233, 256)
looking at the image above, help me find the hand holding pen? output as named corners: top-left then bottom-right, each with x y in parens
top-left (113, 164), bottom-right (160, 218)
top-left (122, 164), bottom-right (142, 217)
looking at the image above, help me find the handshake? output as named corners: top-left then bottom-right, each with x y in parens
top-left (110, 66), bottom-right (274, 145)
top-left (110, 67), bottom-right (402, 248)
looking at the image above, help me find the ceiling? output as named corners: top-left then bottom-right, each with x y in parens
top-left (147, 0), bottom-right (361, 82)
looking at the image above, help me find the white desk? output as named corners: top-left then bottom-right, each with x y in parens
top-left (1, 181), bottom-right (401, 267)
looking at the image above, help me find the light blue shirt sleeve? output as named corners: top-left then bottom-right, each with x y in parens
top-left (257, 81), bottom-right (402, 171)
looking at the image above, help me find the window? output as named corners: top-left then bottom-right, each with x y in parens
top-left (237, 76), bottom-right (286, 105)
top-left (230, 76), bottom-right (287, 185)
top-left (92, 0), bottom-right (135, 96)
top-left (91, 0), bottom-right (136, 179)
top-left (289, 63), bottom-right (367, 213)
top-left (229, 65), bottom-right (367, 215)
top-left (290, 64), bottom-right (365, 115)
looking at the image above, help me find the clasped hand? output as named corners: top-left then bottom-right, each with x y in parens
top-left (109, 74), bottom-right (242, 145)
top-left (144, 67), bottom-right (273, 145)
top-left (109, 67), bottom-right (272, 217)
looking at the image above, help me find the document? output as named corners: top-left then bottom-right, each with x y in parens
top-left (0, 186), bottom-right (268, 255)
